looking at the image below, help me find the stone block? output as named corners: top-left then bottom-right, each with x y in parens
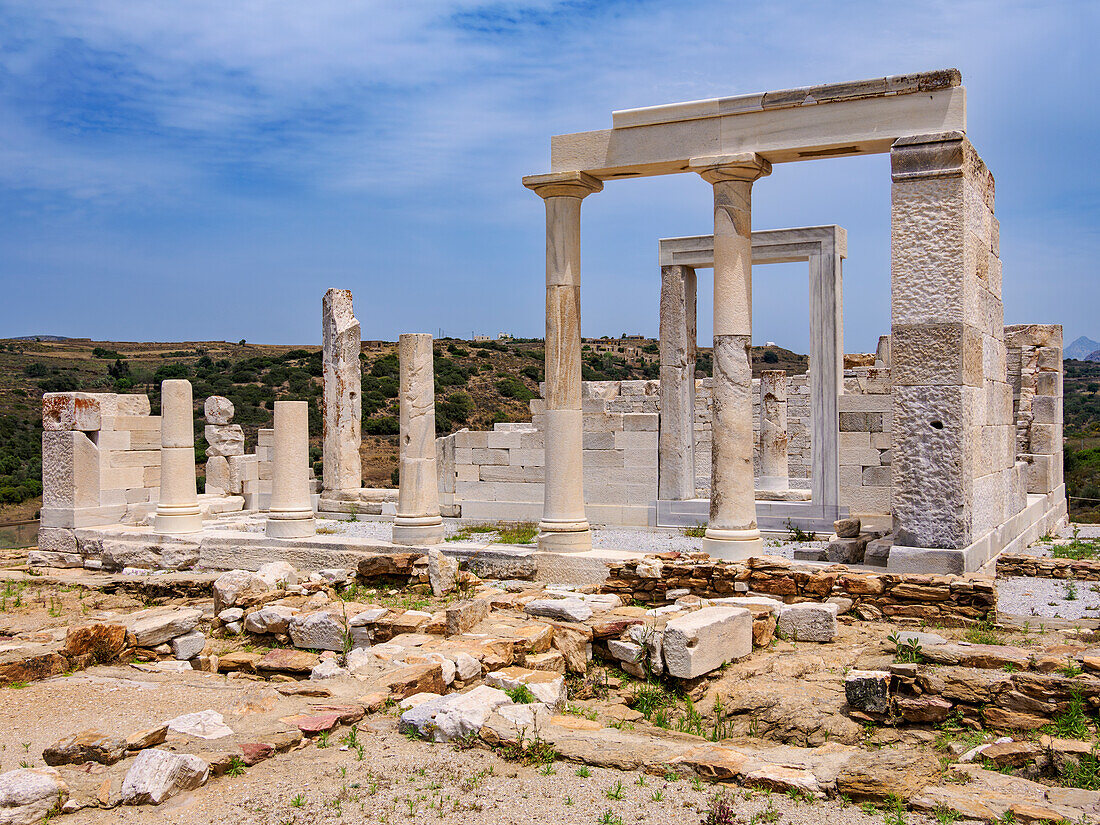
top-left (205, 425), bottom-right (245, 457)
top-left (42, 392), bottom-right (103, 432)
top-left (777, 602), bottom-right (838, 642)
top-left (623, 413), bottom-right (659, 431)
top-left (42, 431), bottom-right (100, 509)
top-left (864, 536), bottom-right (892, 567)
top-left (862, 466), bottom-right (891, 486)
top-left (834, 517), bottom-right (861, 538)
top-left (844, 670), bottom-right (891, 714)
top-left (204, 396), bottom-right (234, 425)
top-left (827, 535), bottom-right (868, 564)
top-left (663, 607), bottom-right (752, 678)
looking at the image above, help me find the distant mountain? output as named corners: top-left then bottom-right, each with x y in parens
top-left (1066, 336), bottom-right (1100, 360)
top-left (1087, 350), bottom-right (1100, 363)
top-left (4, 334), bottom-right (71, 342)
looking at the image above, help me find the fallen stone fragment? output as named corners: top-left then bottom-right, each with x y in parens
top-left (217, 651), bottom-right (260, 673)
top-left (279, 713), bottom-right (342, 735)
top-left (844, 670), bottom-right (891, 715)
top-left (525, 650), bottom-right (567, 674)
top-left (310, 659), bottom-right (348, 680)
top-left (218, 608), bottom-right (244, 623)
top-left (981, 740), bottom-right (1041, 769)
top-left (238, 743), bottom-right (274, 766)
top-left (62, 624), bottom-right (127, 663)
top-left (255, 561), bottom-right (297, 588)
top-left (255, 648), bottom-right (320, 674)
top-left (485, 667), bottom-right (567, 711)
top-left (128, 608), bottom-right (203, 648)
top-left (445, 599), bottom-right (489, 635)
top-left (125, 725), bottom-right (169, 752)
top-left (427, 548), bottom-right (459, 597)
top-left (896, 696), bottom-right (952, 724)
top-left (777, 602), bottom-right (838, 642)
top-left (166, 710), bottom-right (234, 740)
top-left (171, 630), bottom-right (206, 661)
top-left (0, 768), bottom-right (68, 824)
top-left (43, 730), bottom-right (127, 767)
top-left (400, 685), bottom-right (513, 742)
top-left (834, 517), bottom-right (861, 538)
top-left (275, 683), bottom-right (332, 698)
top-left (663, 607), bottom-right (752, 679)
top-left (289, 612), bottom-right (346, 651)
top-left (524, 599), bottom-right (592, 623)
top-left (212, 570), bottom-right (271, 613)
top-left (836, 749), bottom-right (941, 801)
top-left (454, 652), bottom-right (481, 681)
top-left (380, 662), bottom-right (444, 700)
top-left (308, 704), bottom-right (365, 724)
top-left (244, 604), bottom-right (299, 635)
top-left (744, 764), bottom-right (824, 798)
top-left (120, 749), bottom-right (208, 805)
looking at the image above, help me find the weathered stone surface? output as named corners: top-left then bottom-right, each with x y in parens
top-left (445, 599), bottom-right (489, 635)
top-left (204, 396), bottom-right (234, 425)
top-left (125, 725), bottom-right (168, 752)
top-left (524, 598), bottom-right (592, 623)
top-left (63, 624), bottom-right (127, 663)
top-left (217, 651), bottom-right (260, 673)
top-left (279, 712), bottom-right (342, 735)
top-left (380, 662), bottom-right (445, 700)
top-left (982, 741), bottom-right (1041, 769)
top-left (238, 743), bottom-right (274, 766)
top-left (310, 659), bottom-right (348, 680)
top-left (244, 604), bottom-right (299, 635)
top-left (255, 649), bottom-right (319, 674)
top-left (0, 768), bottom-right (68, 824)
top-left (171, 630), bottom-right (205, 661)
top-left (212, 570), bottom-right (271, 613)
top-left (836, 749), bottom-right (941, 801)
top-left (356, 553), bottom-right (421, 579)
top-left (485, 667), bottom-right (567, 711)
top-left (826, 535), bottom-right (868, 564)
top-left (321, 288), bottom-right (362, 493)
top-left (289, 612), bottom-right (346, 652)
top-left (120, 749), bottom-right (209, 805)
top-left (777, 603), bottom-right (838, 643)
top-left (204, 424), bottom-right (244, 457)
top-left (166, 710), bottom-right (233, 740)
top-left (127, 607), bottom-right (202, 648)
top-left (663, 607), bottom-right (752, 679)
top-left (43, 731), bottom-right (127, 767)
top-left (256, 561), bottom-right (297, 588)
top-left (896, 696), bottom-right (953, 723)
top-left (844, 670), bottom-right (891, 715)
top-left (400, 685), bottom-right (513, 742)
top-left (834, 517), bottom-right (861, 538)
top-left (427, 549), bottom-right (458, 597)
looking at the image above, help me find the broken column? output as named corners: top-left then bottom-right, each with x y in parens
top-left (321, 288), bottom-right (362, 499)
top-left (757, 370), bottom-right (789, 491)
top-left (266, 401), bottom-right (315, 538)
top-left (658, 264), bottom-right (698, 500)
top-left (689, 154), bottom-right (770, 559)
top-left (392, 333), bottom-right (443, 545)
top-left (522, 171), bottom-right (603, 551)
top-left (203, 396), bottom-right (243, 495)
top-left (154, 379), bottom-right (202, 535)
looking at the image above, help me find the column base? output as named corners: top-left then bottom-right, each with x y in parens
top-left (701, 527), bottom-right (764, 561)
top-left (537, 527), bottom-right (592, 553)
top-left (154, 509), bottom-right (202, 535)
top-left (266, 514), bottom-right (316, 539)
top-left (392, 517), bottom-right (444, 546)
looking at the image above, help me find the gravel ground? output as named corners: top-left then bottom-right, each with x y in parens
top-left (997, 575), bottom-right (1100, 621)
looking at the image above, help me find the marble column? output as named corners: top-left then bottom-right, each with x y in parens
top-left (758, 370), bottom-right (789, 491)
top-left (154, 379), bottom-right (202, 535)
top-left (658, 264), bottom-right (697, 500)
top-left (321, 288), bottom-right (362, 497)
top-left (689, 154), bottom-right (771, 559)
top-left (266, 401), bottom-right (316, 538)
top-left (522, 171), bottom-right (603, 552)
top-left (392, 333), bottom-right (444, 545)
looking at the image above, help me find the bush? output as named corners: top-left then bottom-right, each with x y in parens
top-left (762, 349), bottom-right (779, 363)
top-left (37, 374), bottom-right (79, 393)
top-left (496, 377), bottom-right (535, 401)
top-left (370, 353), bottom-right (399, 378)
top-left (364, 416), bottom-right (399, 436)
top-left (23, 362), bottom-right (48, 378)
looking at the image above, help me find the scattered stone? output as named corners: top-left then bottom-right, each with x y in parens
top-left (777, 603), bottom-right (838, 642)
top-left (256, 561), bottom-right (297, 588)
top-left (166, 710), bottom-right (233, 740)
top-left (256, 648), bottom-right (320, 674)
top-left (238, 743), bottom-right (274, 766)
top-left (212, 570), bottom-right (271, 613)
top-left (845, 670), bottom-right (891, 715)
top-left (826, 535), bottom-right (869, 564)
top-left (128, 607), bottom-right (202, 648)
top-left (836, 749), bottom-right (941, 801)
top-left (275, 683), bottom-right (332, 698)
top-left (485, 667), bottom-right (567, 711)
top-left (525, 650), bottom-right (567, 674)
top-left (289, 612), bottom-right (346, 651)
top-left (244, 604), bottom-right (299, 635)
top-left (454, 652), bottom-right (481, 681)
top-left (982, 741), bottom-right (1041, 769)
top-left (663, 607), bottom-right (752, 679)
top-left (204, 396), bottom-right (234, 425)
top-left (0, 768), bottom-right (68, 824)
top-left (524, 599), bottom-right (593, 623)
top-left (744, 764), bottom-right (824, 798)
top-left (310, 659), bottom-right (349, 680)
top-left (43, 730), bottom-right (127, 766)
top-left (62, 624), bottom-right (127, 663)
top-left (125, 725), bottom-right (169, 752)
top-left (217, 608), bottom-right (244, 623)
top-left (171, 630), bottom-right (206, 661)
top-left (380, 662), bottom-right (445, 700)
top-left (834, 517), bottom-right (861, 538)
top-left (400, 685), bottom-right (513, 742)
top-left (120, 749), bottom-right (209, 805)
top-left (217, 651), bottom-right (260, 673)
top-left (445, 599), bottom-right (489, 635)
top-left (427, 549), bottom-right (459, 597)
top-left (896, 696), bottom-right (953, 724)
top-left (864, 536), bottom-right (892, 567)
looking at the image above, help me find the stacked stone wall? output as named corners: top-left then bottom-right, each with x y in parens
top-left (1005, 324), bottom-right (1064, 495)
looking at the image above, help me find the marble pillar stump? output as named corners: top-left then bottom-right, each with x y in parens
top-left (266, 401), bottom-right (316, 538)
top-left (522, 171), bottom-right (603, 552)
top-left (154, 379), bottom-right (202, 535)
top-left (321, 288), bottom-right (362, 496)
top-left (658, 264), bottom-right (698, 501)
top-left (392, 333), bottom-right (444, 545)
top-left (758, 370), bottom-right (789, 491)
top-left (690, 153), bottom-right (771, 560)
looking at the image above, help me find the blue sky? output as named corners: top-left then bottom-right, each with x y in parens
top-left (0, 0), bottom-right (1096, 353)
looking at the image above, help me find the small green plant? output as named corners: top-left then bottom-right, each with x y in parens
top-left (933, 804), bottom-right (961, 824)
top-left (964, 620), bottom-right (1002, 646)
top-left (683, 525), bottom-right (707, 538)
top-left (597, 810), bottom-right (623, 825)
top-left (1060, 742), bottom-right (1100, 790)
top-left (1066, 579), bottom-right (1079, 601)
top-left (316, 731), bottom-right (330, 749)
top-left (576, 766), bottom-right (591, 778)
top-left (703, 789), bottom-right (736, 825)
top-left (539, 761), bottom-right (556, 775)
top-left (504, 684), bottom-right (536, 704)
top-left (290, 793), bottom-right (306, 808)
top-left (495, 522), bottom-right (539, 545)
top-left (225, 756), bottom-right (246, 777)
top-left (341, 727), bottom-right (360, 748)
top-left (605, 780), bottom-right (625, 800)
top-left (1058, 662), bottom-right (1084, 678)
top-left (883, 794), bottom-right (907, 825)
top-left (785, 518), bottom-right (817, 542)
top-left (635, 774), bottom-right (647, 787)
top-left (691, 777), bottom-right (705, 792)
top-left (888, 631), bottom-right (924, 664)
top-left (650, 789), bottom-right (664, 802)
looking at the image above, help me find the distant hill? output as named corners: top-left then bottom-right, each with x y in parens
top-left (1066, 336), bottom-right (1100, 360)
top-left (5, 335), bottom-right (71, 343)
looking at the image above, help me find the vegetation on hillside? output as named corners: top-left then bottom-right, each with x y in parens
top-left (1064, 359), bottom-right (1100, 522)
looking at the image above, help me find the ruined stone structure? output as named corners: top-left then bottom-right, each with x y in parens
top-left (392, 333), bottom-right (444, 545)
top-left (758, 370), bottom-right (789, 492)
top-left (154, 380), bottom-right (202, 535)
top-left (320, 288), bottom-right (362, 502)
top-left (265, 401), bottom-right (316, 539)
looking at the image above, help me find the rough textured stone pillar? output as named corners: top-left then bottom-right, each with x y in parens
top-left (392, 333), bottom-right (443, 545)
top-left (890, 131), bottom-right (1015, 554)
top-left (322, 288), bottom-right (362, 495)
top-left (690, 154), bottom-right (770, 559)
top-left (758, 370), bottom-right (789, 491)
top-left (523, 171), bottom-right (603, 552)
top-left (154, 380), bottom-right (202, 535)
top-left (658, 264), bottom-right (698, 500)
top-left (266, 401), bottom-right (315, 538)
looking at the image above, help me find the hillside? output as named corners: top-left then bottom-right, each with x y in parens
top-left (0, 335), bottom-right (807, 522)
top-left (1063, 359), bottom-right (1100, 522)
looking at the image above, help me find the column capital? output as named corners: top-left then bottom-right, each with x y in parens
top-left (523, 170), bottom-right (604, 199)
top-left (689, 153), bottom-right (771, 184)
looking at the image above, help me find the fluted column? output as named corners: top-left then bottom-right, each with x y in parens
top-left (522, 171), bottom-right (603, 552)
top-left (689, 154), bottom-right (771, 559)
top-left (266, 401), bottom-right (316, 538)
top-left (154, 379), bottom-right (202, 535)
top-left (392, 333), bottom-right (443, 545)
top-left (758, 370), bottom-right (789, 491)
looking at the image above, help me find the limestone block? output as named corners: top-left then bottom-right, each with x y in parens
top-left (120, 749), bottom-right (209, 805)
top-left (662, 607), bottom-right (752, 678)
top-left (777, 603), bottom-right (838, 642)
top-left (322, 288), bottom-right (362, 492)
top-left (844, 670), bottom-right (891, 714)
top-left (42, 393), bottom-right (102, 432)
top-left (204, 425), bottom-right (244, 457)
top-left (1031, 395), bottom-right (1062, 425)
top-left (826, 535), bottom-right (868, 564)
top-left (205, 456), bottom-right (230, 494)
top-left (203, 396), bottom-right (234, 425)
top-left (0, 768), bottom-right (69, 822)
top-left (257, 429), bottom-right (274, 447)
top-left (109, 449), bottom-right (159, 468)
top-left (834, 517), bottom-right (861, 538)
top-left (42, 431), bottom-right (100, 509)
top-left (623, 413), bottom-right (658, 431)
top-left (289, 612), bottom-right (346, 651)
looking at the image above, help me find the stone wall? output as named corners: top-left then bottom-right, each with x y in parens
top-left (602, 556), bottom-right (996, 626)
top-left (1005, 324), bottom-right (1064, 496)
top-left (838, 367), bottom-right (894, 516)
top-left (38, 392), bottom-right (163, 567)
top-left (995, 553), bottom-right (1100, 581)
